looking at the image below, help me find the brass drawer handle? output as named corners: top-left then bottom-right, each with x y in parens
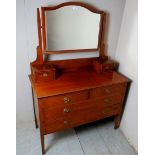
top-left (63, 108), bottom-right (70, 113)
top-left (64, 120), bottom-right (69, 125)
top-left (43, 73), bottom-right (48, 77)
top-left (64, 97), bottom-right (70, 103)
top-left (104, 88), bottom-right (111, 93)
top-left (103, 99), bottom-right (110, 103)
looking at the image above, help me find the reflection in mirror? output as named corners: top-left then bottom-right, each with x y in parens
top-left (45, 6), bottom-right (100, 51)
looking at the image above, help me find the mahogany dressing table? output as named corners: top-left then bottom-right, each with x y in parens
top-left (29, 2), bottom-right (130, 154)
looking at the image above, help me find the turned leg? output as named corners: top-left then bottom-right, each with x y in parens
top-left (40, 134), bottom-right (45, 154)
top-left (114, 115), bottom-right (121, 129)
top-left (31, 87), bottom-right (38, 128)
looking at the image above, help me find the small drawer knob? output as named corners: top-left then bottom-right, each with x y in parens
top-left (104, 88), bottom-right (111, 93)
top-left (64, 97), bottom-right (70, 103)
top-left (63, 108), bottom-right (70, 113)
top-left (64, 120), bottom-right (69, 125)
top-left (43, 73), bottom-right (48, 77)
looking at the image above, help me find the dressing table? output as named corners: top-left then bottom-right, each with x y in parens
top-left (29, 2), bottom-right (130, 154)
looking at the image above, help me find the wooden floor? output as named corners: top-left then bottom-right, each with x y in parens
top-left (17, 118), bottom-right (137, 155)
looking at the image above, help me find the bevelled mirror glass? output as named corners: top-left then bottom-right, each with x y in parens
top-left (44, 6), bottom-right (101, 52)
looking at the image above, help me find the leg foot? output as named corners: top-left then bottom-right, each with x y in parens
top-left (40, 134), bottom-right (45, 154)
top-left (114, 115), bottom-right (120, 129)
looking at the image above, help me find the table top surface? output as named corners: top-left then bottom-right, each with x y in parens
top-left (29, 70), bottom-right (130, 98)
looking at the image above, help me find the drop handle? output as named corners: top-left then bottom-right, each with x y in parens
top-left (63, 108), bottom-right (70, 113)
top-left (43, 73), bottom-right (48, 77)
top-left (64, 97), bottom-right (70, 103)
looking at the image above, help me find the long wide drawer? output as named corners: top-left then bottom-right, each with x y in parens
top-left (40, 90), bottom-right (89, 108)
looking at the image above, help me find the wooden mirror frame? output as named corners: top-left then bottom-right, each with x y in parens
top-left (35, 2), bottom-right (107, 65)
top-left (39, 2), bottom-right (106, 56)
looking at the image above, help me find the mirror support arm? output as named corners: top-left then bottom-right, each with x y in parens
top-left (33, 8), bottom-right (43, 65)
top-left (99, 13), bottom-right (107, 60)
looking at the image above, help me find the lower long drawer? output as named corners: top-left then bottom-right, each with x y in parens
top-left (44, 104), bottom-right (119, 134)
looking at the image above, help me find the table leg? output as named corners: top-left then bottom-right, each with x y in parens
top-left (31, 87), bottom-right (38, 128)
top-left (114, 115), bottom-right (121, 129)
top-left (40, 134), bottom-right (45, 154)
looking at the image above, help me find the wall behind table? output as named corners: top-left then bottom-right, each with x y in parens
top-left (16, 0), bottom-right (126, 123)
top-left (115, 0), bottom-right (138, 151)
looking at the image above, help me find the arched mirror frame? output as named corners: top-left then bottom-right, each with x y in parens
top-left (35, 2), bottom-right (106, 64)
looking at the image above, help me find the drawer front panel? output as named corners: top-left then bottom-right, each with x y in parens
top-left (40, 90), bottom-right (88, 108)
top-left (45, 118), bottom-right (68, 133)
top-left (90, 83), bottom-right (125, 98)
top-left (43, 101), bottom-right (99, 122)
